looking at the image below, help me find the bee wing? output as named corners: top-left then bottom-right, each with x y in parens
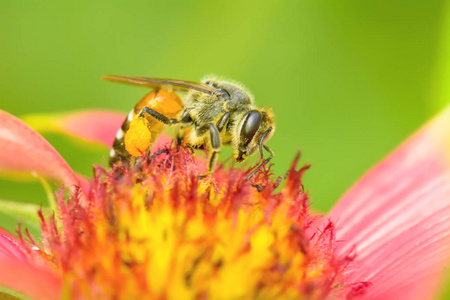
top-left (102, 75), bottom-right (219, 95)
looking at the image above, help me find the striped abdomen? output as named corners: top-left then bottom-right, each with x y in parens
top-left (109, 89), bottom-right (183, 166)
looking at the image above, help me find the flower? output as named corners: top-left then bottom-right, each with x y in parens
top-left (0, 108), bottom-right (450, 299)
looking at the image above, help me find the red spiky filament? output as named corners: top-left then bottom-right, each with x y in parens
top-left (28, 146), bottom-right (369, 299)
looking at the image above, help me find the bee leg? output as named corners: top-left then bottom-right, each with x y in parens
top-left (176, 110), bottom-right (194, 149)
top-left (178, 109), bottom-right (194, 125)
top-left (176, 135), bottom-right (183, 149)
top-left (139, 107), bottom-right (194, 151)
top-left (147, 148), bottom-right (170, 163)
top-left (246, 145), bottom-right (274, 181)
top-left (216, 112), bottom-right (230, 132)
top-left (195, 113), bottom-right (228, 169)
top-left (262, 145), bottom-right (274, 165)
top-left (138, 107), bottom-right (179, 125)
top-left (196, 123), bottom-right (221, 179)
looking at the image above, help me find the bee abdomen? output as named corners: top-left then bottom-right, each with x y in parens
top-left (109, 109), bottom-right (135, 166)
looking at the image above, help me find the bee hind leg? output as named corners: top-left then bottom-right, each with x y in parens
top-left (138, 107), bottom-right (179, 125)
top-left (139, 107), bottom-right (195, 151)
top-left (196, 123), bottom-right (221, 179)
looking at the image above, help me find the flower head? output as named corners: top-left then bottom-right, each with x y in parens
top-left (0, 108), bottom-right (450, 300)
top-left (26, 147), bottom-right (365, 299)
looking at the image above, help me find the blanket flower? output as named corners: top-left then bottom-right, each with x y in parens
top-left (0, 108), bottom-right (449, 300)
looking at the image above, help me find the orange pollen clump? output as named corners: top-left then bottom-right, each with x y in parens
top-left (27, 146), bottom-right (369, 299)
top-left (124, 117), bottom-right (152, 157)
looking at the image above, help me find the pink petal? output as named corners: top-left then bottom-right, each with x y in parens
top-left (0, 228), bottom-right (61, 299)
top-left (0, 255), bottom-right (61, 300)
top-left (55, 110), bottom-right (125, 147)
top-left (329, 107), bottom-right (450, 299)
top-left (0, 228), bottom-right (27, 261)
top-left (0, 110), bottom-right (79, 188)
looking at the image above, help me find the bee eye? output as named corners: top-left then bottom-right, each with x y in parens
top-left (240, 111), bottom-right (261, 147)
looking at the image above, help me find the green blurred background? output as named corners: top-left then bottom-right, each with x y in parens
top-left (1, 0), bottom-right (450, 296)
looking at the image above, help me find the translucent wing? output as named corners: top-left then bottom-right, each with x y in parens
top-left (102, 75), bottom-right (220, 95)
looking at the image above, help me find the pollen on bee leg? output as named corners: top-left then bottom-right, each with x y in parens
top-left (124, 117), bottom-right (152, 157)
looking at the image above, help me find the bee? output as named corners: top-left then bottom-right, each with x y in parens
top-left (103, 75), bottom-right (275, 179)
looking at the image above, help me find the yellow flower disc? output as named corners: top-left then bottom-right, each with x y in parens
top-left (124, 117), bottom-right (152, 157)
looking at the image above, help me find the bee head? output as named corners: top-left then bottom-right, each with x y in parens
top-left (235, 108), bottom-right (275, 163)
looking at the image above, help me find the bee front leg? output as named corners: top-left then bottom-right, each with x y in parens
top-left (246, 145), bottom-right (274, 181)
top-left (196, 123), bottom-right (221, 179)
top-left (216, 112), bottom-right (230, 132)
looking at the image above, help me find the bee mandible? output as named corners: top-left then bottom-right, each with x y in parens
top-left (104, 75), bottom-right (275, 179)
